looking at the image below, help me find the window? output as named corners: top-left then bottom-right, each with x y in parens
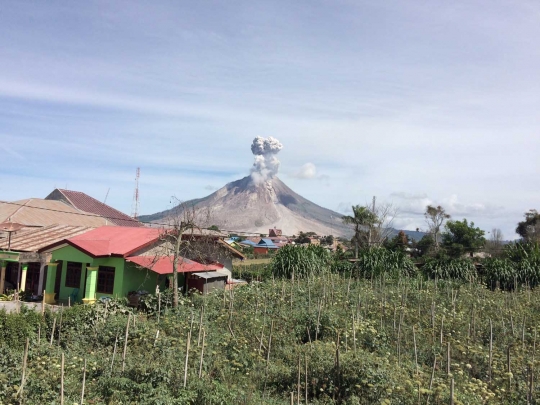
top-left (65, 262), bottom-right (82, 288)
top-left (97, 266), bottom-right (115, 294)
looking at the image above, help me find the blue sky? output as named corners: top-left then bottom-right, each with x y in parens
top-left (1, 0), bottom-right (539, 238)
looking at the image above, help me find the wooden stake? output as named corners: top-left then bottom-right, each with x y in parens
top-left (305, 354), bottom-right (308, 405)
top-left (80, 358), bottom-right (86, 405)
top-left (42, 290), bottom-right (46, 316)
top-left (57, 305), bottom-right (63, 346)
top-left (183, 329), bottom-right (191, 388)
top-left (413, 325), bottom-right (419, 375)
top-left (198, 328), bottom-right (205, 378)
top-left (447, 342), bottom-right (451, 376)
top-left (122, 314), bottom-right (130, 373)
top-left (108, 334), bottom-right (118, 374)
top-left (425, 355), bottom-right (437, 405)
top-left (157, 291), bottom-right (161, 324)
top-left (449, 378), bottom-right (454, 405)
top-left (20, 337), bottom-right (29, 399)
top-left (49, 317), bottom-right (56, 347)
top-left (197, 307), bottom-right (204, 347)
top-left (489, 319), bottom-right (493, 382)
top-left (60, 353), bottom-right (64, 405)
top-left (297, 356), bottom-right (301, 405)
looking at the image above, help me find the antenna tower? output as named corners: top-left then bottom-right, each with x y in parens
top-left (131, 167), bottom-right (140, 219)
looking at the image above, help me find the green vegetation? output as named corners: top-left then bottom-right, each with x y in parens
top-left (3, 272), bottom-right (540, 404)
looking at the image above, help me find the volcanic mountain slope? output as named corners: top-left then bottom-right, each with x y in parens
top-left (140, 176), bottom-right (352, 237)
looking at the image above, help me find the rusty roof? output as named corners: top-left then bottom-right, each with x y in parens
top-left (46, 189), bottom-right (143, 227)
top-left (0, 224), bottom-right (95, 252)
top-left (0, 199), bottom-right (109, 228)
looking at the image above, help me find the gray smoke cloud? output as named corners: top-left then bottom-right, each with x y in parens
top-left (250, 136), bottom-right (283, 183)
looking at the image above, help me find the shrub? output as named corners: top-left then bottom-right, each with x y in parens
top-left (422, 257), bottom-right (477, 281)
top-left (272, 245), bottom-right (331, 279)
top-left (353, 248), bottom-right (416, 279)
top-left (483, 258), bottom-right (517, 290)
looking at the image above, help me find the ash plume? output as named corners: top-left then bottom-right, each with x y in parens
top-left (250, 136), bottom-right (283, 183)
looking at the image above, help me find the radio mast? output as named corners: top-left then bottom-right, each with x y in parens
top-left (131, 167), bottom-right (140, 219)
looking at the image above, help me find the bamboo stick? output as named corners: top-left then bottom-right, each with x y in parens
top-left (122, 314), bottom-right (131, 373)
top-left (305, 354), bottom-right (308, 405)
top-left (489, 319), bottom-right (493, 382)
top-left (57, 305), bottom-right (63, 346)
top-left (80, 358), bottom-right (86, 405)
top-left (49, 317), bottom-right (56, 347)
top-left (183, 329), bottom-right (191, 388)
top-left (20, 337), bottom-right (29, 399)
top-left (111, 332), bottom-right (119, 373)
top-left (198, 328), bottom-right (205, 378)
top-left (450, 378), bottom-right (454, 405)
top-left (60, 353), bottom-right (64, 405)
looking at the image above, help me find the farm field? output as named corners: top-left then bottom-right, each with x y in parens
top-left (1, 275), bottom-right (539, 404)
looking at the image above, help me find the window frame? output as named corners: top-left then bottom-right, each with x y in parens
top-left (65, 261), bottom-right (82, 288)
top-left (96, 266), bottom-right (115, 294)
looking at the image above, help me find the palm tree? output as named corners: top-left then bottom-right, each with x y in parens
top-left (342, 205), bottom-right (379, 258)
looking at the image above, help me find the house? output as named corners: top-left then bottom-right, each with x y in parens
top-left (38, 226), bottom-right (244, 303)
top-left (253, 238), bottom-right (280, 255)
top-left (45, 188), bottom-right (143, 227)
top-left (269, 228), bottom-right (282, 238)
top-left (0, 198), bottom-right (110, 295)
top-left (0, 199), bottom-right (109, 230)
top-left (0, 224), bottom-right (95, 295)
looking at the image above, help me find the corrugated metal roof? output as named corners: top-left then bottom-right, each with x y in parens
top-left (47, 189), bottom-right (143, 227)
top-left (64, 226), bottom-right (163, 257)
top-left (0, 199), bottom-right (109, 228)
top-left (191, 271), bottom-right (228, 279)
top-left (0, 224), bottom-right (95, 252)
top-left (126, 255), bottom-right (222, 275)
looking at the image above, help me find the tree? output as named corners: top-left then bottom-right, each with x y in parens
top-left (424, 205), bottom-right (450, 249)
top-left (156, 201), bottom-right (214, 308)
top-left (442, 219), bottom-right (486, 258)
top-left (516, 209), bottom-right (540, 242)
top-left (485, 228), bottom-right (504, 257)
top-left (414, 235), bottom-right (435, 257)
top-left (342, 205), bottom-right (378, 258)
top-left (321, 235), bottom-right (334, 246)
top-left (369, 199), bottom-right (398, 248)
top-left (208, 225), bottom-right (220, 231)
top-left (384, 231), bottom-right (410, 252)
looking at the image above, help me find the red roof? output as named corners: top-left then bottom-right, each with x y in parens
top-left (126, 255), bottom-right (223, 275)
top-left (46, 189), bottom-right (143, 227)
top-left (66, 226), bottom-right (162, 257)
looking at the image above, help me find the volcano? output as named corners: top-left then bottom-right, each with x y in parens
top-left (139, 176), bottom-right (352, 237)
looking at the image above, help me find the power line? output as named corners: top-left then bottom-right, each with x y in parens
top-left (0, 200), bottom-right (264, 236)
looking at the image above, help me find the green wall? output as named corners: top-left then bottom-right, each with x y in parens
top-left (50, 245), bottom-right (126, 302)
top-left (48, 245), bottom-right (185, 302)
top-left (123, 262), bottom-right (165, 294)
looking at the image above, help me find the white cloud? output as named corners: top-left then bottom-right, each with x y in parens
top-left (291, 163), bottom-right (317, 179)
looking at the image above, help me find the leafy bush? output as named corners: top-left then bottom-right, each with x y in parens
top-left (353, 248), bottom-right (416, 279)
top-left (272, 245), bottom-right (331, 279)
top-left (421, 257), bottom-right (477, 281)
top-left (483, 258), bottom-right (516, 290)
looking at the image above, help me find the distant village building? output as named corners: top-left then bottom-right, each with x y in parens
top-left (253, 238), bottom-right (279, 255)
top-left (269, 228), bottom-right (282, 237)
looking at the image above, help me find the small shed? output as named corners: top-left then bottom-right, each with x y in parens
top-left (187, 271), bottom-right (229, 294)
